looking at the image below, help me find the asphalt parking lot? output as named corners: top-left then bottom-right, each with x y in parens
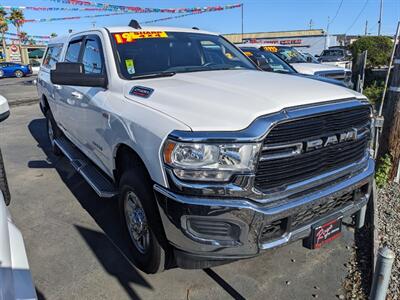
top-left (1, 91), bottom-right (356, 299)
top-left (0, 76), bottom-right (38, 106)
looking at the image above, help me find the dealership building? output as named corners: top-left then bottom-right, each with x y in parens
top-left (224, 29), bottom-right (352, 56)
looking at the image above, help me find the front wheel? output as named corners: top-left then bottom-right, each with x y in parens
top-left (119, 170), bottom-right (166, 274)
top-left (45, 110), bottom-right (62, 156)
top-left (14, 70), bottom-right (24, 78)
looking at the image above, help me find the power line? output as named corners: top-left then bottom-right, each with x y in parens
top-left (345, 0), bottom-right (370, 34)
top-left (328, 0), bottom-right (344, 26)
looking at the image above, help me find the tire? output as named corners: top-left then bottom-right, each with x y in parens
top-left (45, 110), bottom-right (62, 156)
top-left (0, 148), bottom-right (11, 206)
top-left (119, 169), bottom-right (167, 274)
top-left (14, 70), bottom-right (24, 78)
top-left (0, 70), bottom-right (4, 78)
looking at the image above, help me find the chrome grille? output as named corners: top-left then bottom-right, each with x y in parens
top-left (255, 106), bottom-right (371, 191)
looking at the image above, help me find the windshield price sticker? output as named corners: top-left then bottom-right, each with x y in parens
top-left (262, 46), bottom-right (278, 53)
top-left (114, 31), bottom-right (168, 44)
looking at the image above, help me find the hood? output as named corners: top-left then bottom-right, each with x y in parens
top-left (124, 70), bottom-right (365, 131)
top-left (292, 73), bottom-right (346, 88)
top-left (290, 62), bottom-right (347, 75)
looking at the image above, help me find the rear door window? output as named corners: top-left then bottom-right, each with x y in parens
top-left (42, 44), bottom-right (63, 69)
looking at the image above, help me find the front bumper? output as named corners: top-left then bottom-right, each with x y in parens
top-left (154, 158), bottom-right (374, 263)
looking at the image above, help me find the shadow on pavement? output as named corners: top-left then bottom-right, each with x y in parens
top-left (28, 118), bottom-right (152, 299)
top-left (27, 117), bottom-right (250, 299)
top-left (35, 287), bottom-right (46, 300)
top-left (75, 225), bottom-right (151, 300)
top-left (203, 268), bottom-right (246, 300)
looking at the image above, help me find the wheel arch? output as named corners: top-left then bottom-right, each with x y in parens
top-left (113, 143), bottom-right (153, 186)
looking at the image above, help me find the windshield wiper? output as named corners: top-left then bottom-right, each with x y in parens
top-left (132, 72), bottom-right (176, 80)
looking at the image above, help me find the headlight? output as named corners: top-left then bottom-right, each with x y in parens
top-left (163, 140), bottom-right (261, 182)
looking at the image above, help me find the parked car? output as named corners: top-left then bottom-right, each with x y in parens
top-left (37, 22), bottom-right (374, 274)
top-left (0, 62), bottom-right (32, 78)
top-left (0, 95), bottom-right (37, 300)
top-left (317, 48), bottom-right (352, 69)
top-left (298, 51), bottom-right (320, 64)
top-left (239, 46), bottom-right (347, 87)
top-left (244, 43), bottom-right (353, 88)
top-left (30, 60), bottom-right (41, 75)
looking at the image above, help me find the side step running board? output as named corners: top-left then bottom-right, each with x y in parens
top-left (54, 137), bottom-right (118, 198)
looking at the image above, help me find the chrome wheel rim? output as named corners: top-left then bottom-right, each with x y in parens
top-left (15, 71), bottom-right (23, 78)
top-left (124, 191), bottom-right (150, 254)
top-left (47, 118), bottom-right (55, 147)
top-left (0, 70), bottom-right (3, 77)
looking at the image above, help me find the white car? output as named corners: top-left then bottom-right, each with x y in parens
top-left (37, 22), bottom-right (374, 273)
top-left (0, 96), bottom-right (37, 300)
top-left (237, 43), bottom-right (353, 88)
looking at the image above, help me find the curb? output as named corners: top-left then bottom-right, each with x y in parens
top-left (9, 98), bottom-right (39, 107)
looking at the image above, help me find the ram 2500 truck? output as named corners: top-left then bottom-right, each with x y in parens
top-left (37, 23), bottom-right (375, 274)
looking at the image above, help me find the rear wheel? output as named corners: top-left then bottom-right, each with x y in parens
top-left (119, 169), bottom-right (167, 274)
top-left (14, 70), bottom-right (24, 78)
top-left (45, 110), bottom-right (62, 156)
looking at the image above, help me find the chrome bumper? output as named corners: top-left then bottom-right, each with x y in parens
top-left (154, 158), bottom-right (374, 260)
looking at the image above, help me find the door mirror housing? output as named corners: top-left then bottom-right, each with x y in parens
top-left (50, 62), bottom-right (107, 88)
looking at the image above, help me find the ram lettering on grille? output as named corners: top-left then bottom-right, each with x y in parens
top-left (255, 107), bottom-right (371, 191)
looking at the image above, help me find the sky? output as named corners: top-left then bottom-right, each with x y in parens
top-left (1, 0), bottom-right (399, 39)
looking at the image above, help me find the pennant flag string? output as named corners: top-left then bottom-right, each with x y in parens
top-left (0, 6), bottom-right (117, 12)
top-left (39, 1), bottom-right (242, 14)
top-left (4, 32), bottom-right (51, 39)
top-left (10, 4), bottom-right (241, 24)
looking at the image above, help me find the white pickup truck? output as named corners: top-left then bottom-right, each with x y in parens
top-left (37, 22), bottom-right (375, 273)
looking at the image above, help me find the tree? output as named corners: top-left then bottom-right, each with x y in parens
top-left (28, 38), bottom-right (36, 45)
top-left (8, 9), bottom-right (24, 46)
top-left (0, 8), bottom-right (8, 59)
top-left (19, 31), bottom-right (28, 44)
top-left (350, 36), bottom-right (393, 68)
top-left (50, 32), bottom-right (58, 38)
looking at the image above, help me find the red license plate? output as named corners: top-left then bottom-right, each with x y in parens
top-left (309, 218), bottom-right (342, 249)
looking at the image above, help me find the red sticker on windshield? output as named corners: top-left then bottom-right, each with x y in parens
top-left (113, 32), bottom-right (168, 44)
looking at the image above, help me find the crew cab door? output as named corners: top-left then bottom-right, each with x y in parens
top-left (55, 37), bottom-right (86, 146)
top-left (70, 34), bottom-right (111, 172)
top-left (37, 43), bottom-right (63, 119)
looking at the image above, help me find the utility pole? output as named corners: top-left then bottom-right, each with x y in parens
top-left (325, 16), bottom-right (330, 50)
top-left (379, 22), bottom-right (400, 181)
top-left (365, 20), bottom-right (368, 35)
top-left (241, 3), bottom-right (244, 43)
top-left (378, 0), bottom-right (383, 36)
top-left (309, 19), bottom-right (313, 30)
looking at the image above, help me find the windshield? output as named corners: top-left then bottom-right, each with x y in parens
top-left (111, 31), bottom-right (257, 79)
top-left (261, 45), bottom-right (308, 64)
top-left (321, 49), bottom-right (344, 57)
top-left (240, 47), bottom-right (295, 73)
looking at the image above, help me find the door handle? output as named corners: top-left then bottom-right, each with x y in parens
top-left (71, 91), bottom-right (83, 100)
top-left (54, 84), bottom-right (62, 90)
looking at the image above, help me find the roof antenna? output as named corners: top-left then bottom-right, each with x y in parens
top-left (129, 20), bottom-right (141, 29)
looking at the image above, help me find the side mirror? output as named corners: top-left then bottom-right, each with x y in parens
top-left (51, 62), bottom-right (107, 88)
top-left (314, 54), bottom-right (320, 58)
top-left (0, 95), bottom-right (10, 123)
